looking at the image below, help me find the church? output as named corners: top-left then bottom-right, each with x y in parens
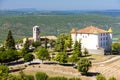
top-left (71, 26), bottom-right (112, 54)
top-left (23, 25), bottom-right (57, 44)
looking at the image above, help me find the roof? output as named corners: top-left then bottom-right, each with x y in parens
top-left (71, 28), bottom-right (76, 33)
top-left (77, 26), bottom-right (108, 34)
top-left (28, 37), bottom-right (34, 40)
top-left (40, 36), bottom-right (57, 40)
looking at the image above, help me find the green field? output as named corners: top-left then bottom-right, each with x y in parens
top-left (0, 14), bottom-right (120, 43)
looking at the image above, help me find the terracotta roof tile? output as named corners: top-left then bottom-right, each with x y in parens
top-left (77, 26), bottom-right (107, 34)
top-left (41, 36), bottom-right (57, 40)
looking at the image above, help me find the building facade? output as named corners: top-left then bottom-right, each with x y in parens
top-left (71, 26), bottom-right (112, 54)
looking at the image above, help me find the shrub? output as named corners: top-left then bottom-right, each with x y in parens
top-left (69, 77), bottom-right (81, 80)
top-left (47, 76), bottom-right (67, 80)
top-left (96, 74), bottom-right (106, 80)
top-left (35, 72), bottom-right (48, 80)
top-left (77, 58), bottom-right (91, 74)
top-left (24, 75), bottom-right (34, 80)
top-left (108, 77), bottom-right (116, 80)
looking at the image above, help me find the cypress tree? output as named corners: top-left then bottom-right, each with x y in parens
top-left (22, 38), bottom-right (30, 55)
top-left (73, 40), bottom-right (82, 57)
top-left (44, 37), bottom-right (47, 49)
top-left (5, 30), bottom-right (15, 50)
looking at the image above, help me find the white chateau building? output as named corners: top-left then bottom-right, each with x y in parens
top-left (71, 26), bottom-right (112, 54)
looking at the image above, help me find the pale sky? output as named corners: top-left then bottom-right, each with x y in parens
top-left (0, 0), bottom-right (120, 10)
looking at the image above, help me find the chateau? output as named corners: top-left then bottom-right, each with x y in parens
top-left (71, 26), bottom-right (112, 54)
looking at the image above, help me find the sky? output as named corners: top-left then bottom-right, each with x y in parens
top-left (0, 0), bottom-right (120, 10)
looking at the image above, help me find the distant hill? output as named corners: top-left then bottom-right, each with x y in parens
top-left (0, 13), bottom-right (120, 43)
top-left (1, 10), bottom-right (120, 17)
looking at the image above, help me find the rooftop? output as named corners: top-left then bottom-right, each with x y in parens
top-left (40, 36), bottom-right (57, 40)
top-left (76, 26), bottom-right (108, 34)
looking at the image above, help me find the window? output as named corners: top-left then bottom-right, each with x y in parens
top-left (106, 37), bottom-right (108, 40)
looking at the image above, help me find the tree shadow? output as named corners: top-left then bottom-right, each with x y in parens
top-left (43, 61), bottom-right (58, 65)
top-left (59, 63), bottom-right (74, 67)
top-left (81, 72), bottom-right (100, 77)
top-left (9, 67), bottom-right (25, 73)
top-left (82, 54), bottom-right (92, 57)
top-left (7, 60), bottom-right (24, 66)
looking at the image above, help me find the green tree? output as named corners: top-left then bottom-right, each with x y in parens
top-left (32, 41), bottom-right (41, 48)
top-left (54, 52), bottom-right (68, 64)
top-left (67, 34), bottom-right (72, 49)
top-left (45, 37), bottom-right (47, 49)
top-left (37, 48), bottom-right (50, 63)
top-left (19, 70), bottom-right (35, 80)
top-left (49, 39), bottom-right (55, 48)
top-left (69, 54), bottom-right (79, 64)
top-left (22, 38), bottom-right (30, 55)
top-left (5, 30), bottom-right (15, 50)
top-left (8, 74), bottom-right (21, 80)
top-left (108, 77), bottom-right (116, 80)
top-left (0, 65), bottom-right (9, 77)
top-left (24, 54), bottom-right (34, 62)
top-left (112, 43), bottom-right (120, 54)
top-left (96, 74), bottom-right (106, 80)
top-left (54, 34), bottom-right (67, 52)
top-left (35, 72), bottom-right (48, 80)
top-left (24, 75), bottom-right (35, 80)
top-left (83, 48), bottom-right (89, 56)
top-left (73, 41), bottom-right (82, 57)
top-left (0, 50), bottom-right (18, 63)
top-left (0, 47), bottom-right (5, 52)
top-left (77, 58), bottom-right (91, 74)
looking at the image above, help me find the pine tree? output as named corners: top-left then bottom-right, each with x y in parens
top-left (5, 30), bottom-right (15, 50)
top-left (73, 40), bottom-right (82, 57)
top-left (67, 34), bottom-right (72, 49)
top-left (44, 37), bottom-right (47, 49)
top-left (22, 38), bottom-right (30, 55)
top-left (83, 48), bottom-right (89, 56)
top-left (77, 41), bottom-right (82, 57)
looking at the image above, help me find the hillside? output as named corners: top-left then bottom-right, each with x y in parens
top-left (0, 14), bottom-right (120, 43)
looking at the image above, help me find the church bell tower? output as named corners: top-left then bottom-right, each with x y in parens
top-left (33, 25), bottom-right (40, 41)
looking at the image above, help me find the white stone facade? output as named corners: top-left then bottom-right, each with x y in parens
top-left (71, 26), bottom-right (112, 52)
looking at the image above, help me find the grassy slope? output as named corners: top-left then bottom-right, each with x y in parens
top-left (0, 14), bottom-right (120, 43)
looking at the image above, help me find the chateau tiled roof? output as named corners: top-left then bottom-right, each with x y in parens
top-left (76, 26), bottom-right (108, 34)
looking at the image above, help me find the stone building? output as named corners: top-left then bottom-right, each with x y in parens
top-left (71, 26), bottom-right (112, 54)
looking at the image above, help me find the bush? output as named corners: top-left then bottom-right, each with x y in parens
top-left (77, 58), bottom-right (91, 74)
top-left (0, 65), bottom-right (9, 76)
top-left (108, 77), bottom-right (116, 80)
top-left (47, 76), bottom-right (67, 80)
top-left (96, 75), bottom-right (106, 80)
top-left (24, 75), bottom-right (34, 80)
top-left (35, 72), bottom-right (48, 80)
top-left (69, 77), bottom-right (81, 80)
top-left (24, 54), bottom-right (34, 62)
